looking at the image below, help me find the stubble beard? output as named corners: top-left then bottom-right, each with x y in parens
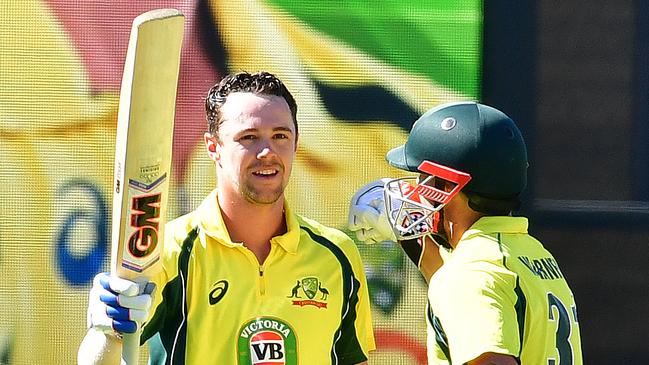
top-left (242, 181), bottom-right (285, 205)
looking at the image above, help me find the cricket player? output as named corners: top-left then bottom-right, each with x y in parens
top-left (79, 71), bottom-right (375, 364)
top-left (348, 102), bottom-right (583, 364)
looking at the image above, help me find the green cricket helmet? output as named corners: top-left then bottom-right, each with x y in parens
top-left (382, 101), bottom-right (528, 239)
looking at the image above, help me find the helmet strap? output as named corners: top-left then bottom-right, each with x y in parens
top-left (431, 210), bottom-right (452, 250)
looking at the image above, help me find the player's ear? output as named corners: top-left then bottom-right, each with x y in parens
top-left (292, 129), bottom-right (299, 152)
top-left (204, 132), bottom-right (220, 161)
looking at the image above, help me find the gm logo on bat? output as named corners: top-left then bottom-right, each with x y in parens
top-left (128, 192), bottom-right (161, 258)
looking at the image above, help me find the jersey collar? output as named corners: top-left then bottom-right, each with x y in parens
top-left (197, 189), bottom-right (300, 253)
top-left (271, 204), bottom-right (300, 254)
top-left (461, 215), bottom-right (529, 241)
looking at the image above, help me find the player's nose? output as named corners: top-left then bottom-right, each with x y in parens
top-left (256, 139), bottom-right (277, 159)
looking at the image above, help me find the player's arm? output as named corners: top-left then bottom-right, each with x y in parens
top-left (433, 264), bottom-right (521, 364)
top-left (335, 231), bottom-right (376, 361)
top-left (78, 328), bottom-right (122, 365)
top-left (78, 273), bottom-right (154, 365)
top-left (467, 352), bottom-right (518, 365)
top-left (408, 236), bottom-right (444, 283)
top-left (348, 179), bottom-right (443, 282)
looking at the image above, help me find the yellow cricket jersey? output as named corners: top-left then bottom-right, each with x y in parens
top-left (141, 190), bottom-right (375, 364)
top-left (427, 216), bottom-right (582, 364)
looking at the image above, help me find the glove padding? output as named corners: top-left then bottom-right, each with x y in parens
top-left (87, 272), bottom-right (155, 335)
top-left (348, 178), bottom-right (397, 244)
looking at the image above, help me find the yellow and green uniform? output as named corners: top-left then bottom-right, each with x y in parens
top-left (142, 190), bottom-right (375, 364)
top-left (427, 216), bottom-right (582, 364)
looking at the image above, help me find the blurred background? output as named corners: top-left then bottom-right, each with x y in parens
top-left (484, 2), bottom-right (649, 364)
top-left (1, 0), bottom-right (647, 364)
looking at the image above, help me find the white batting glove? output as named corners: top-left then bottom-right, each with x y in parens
top-left (348, 178), bottom-right (397, 244)
top-left (87, 272), bottom-right (155, 335)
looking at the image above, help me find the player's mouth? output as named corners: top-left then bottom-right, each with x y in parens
top-left (252, 167), bottom-right (281, 178)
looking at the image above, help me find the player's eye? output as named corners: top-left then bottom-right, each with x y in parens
top-left (239, 134), bottom-right (257, 141)
top-left (273, 133), bottom-right (289, 140)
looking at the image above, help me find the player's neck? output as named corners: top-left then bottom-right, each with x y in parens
top-left (444, 196), bottom-right (484, 249)
top-left (447, 218), bottom-right (477, 249)
top-left (217, 190), bottom-right (287, 264)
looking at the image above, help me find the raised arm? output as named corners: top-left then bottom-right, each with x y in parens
top-left (348, 179), bottom-right (444, 282)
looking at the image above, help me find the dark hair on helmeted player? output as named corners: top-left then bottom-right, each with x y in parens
top-left (205, 71), bottom-right (298, 140)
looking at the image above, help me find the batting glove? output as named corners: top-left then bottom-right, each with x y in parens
top-left (87, 272), bottom-right (155, 335)
top-left (348, 178), bottom-right (397, 244)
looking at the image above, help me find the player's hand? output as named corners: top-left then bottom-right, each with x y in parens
top-left (348, 178), bottom-right (397, 244)
top-left (87, 272), bottom-right (155, 335)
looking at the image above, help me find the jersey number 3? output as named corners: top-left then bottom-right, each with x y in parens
top-left (547, 292), bottom-right (576, 365)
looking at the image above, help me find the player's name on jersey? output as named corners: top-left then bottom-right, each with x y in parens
top-left (517, 256), bottom-right (564, 280)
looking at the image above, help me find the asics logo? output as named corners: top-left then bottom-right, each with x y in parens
top-left (209, 280), bottom-right (229, 305)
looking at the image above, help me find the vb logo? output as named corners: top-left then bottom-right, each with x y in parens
top-left (251, 331), bottom-right (285, 364)
top-left (238, 317), bottom-right (297, 365)
top-left (128, 193), bottom-right (161, 258)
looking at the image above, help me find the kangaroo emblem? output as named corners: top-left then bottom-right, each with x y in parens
top-left (288, 280), bottom-right (302, 298)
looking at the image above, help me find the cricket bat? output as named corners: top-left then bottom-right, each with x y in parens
top-left (110, 9), bottom-right (184, 365)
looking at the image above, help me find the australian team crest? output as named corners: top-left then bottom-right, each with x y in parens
top-left (301, 277), bottom-right (318, 299)
top-left (237, 317), bottom-right (297, 365)
top-left (287, 276), bottom-right (329, 308)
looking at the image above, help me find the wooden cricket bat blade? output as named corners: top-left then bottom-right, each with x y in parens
top-left (109, 8), bottom-right (185, 365)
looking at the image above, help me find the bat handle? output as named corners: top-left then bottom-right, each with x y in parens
top-left (121, 332), bottom-right (141, 365)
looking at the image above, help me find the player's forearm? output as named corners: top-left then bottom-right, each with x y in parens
top-left (418, 238), bottom-right (444, 283)
top-left (399, 237), bottom-right (444, 283)
top-left (467, 352), bottom-right (518, 365)
top-left (78, 328), bottom-right (122, 365)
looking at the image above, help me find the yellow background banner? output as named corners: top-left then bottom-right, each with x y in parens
top-left (0, 1), bottom-right (481, 363)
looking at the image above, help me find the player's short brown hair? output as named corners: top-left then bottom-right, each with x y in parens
top-left (205, 71), bottom-right (298, 140)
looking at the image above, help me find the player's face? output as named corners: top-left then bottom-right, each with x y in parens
top-left (208, 92), bottom-right (297, 205)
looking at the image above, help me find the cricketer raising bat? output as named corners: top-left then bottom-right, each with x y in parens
top-left (111, 9), bottom-right (184, 364)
